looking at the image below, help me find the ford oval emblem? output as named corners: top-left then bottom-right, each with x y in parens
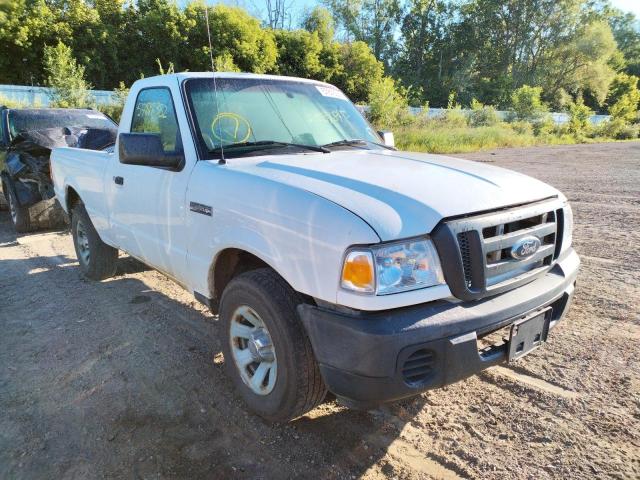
top-left (511, 236), bottom-right (541, 260)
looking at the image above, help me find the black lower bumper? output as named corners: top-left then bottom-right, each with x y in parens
top-left (298, 249), bottom-right (579, 408)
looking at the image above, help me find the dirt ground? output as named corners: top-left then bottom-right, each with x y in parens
top-left (1, 142), bottom-right (638, 479)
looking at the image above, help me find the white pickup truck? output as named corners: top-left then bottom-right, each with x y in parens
top-left (51, 73), bottom-right (579, 422)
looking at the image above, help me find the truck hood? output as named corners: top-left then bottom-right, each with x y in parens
top-left (228, 149), bottom-right (561, 241)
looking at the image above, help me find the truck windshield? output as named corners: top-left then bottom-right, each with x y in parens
top-left (8, 109), bottom-right (117, 139)
top-left (185, 77), bottom-right (381, 159)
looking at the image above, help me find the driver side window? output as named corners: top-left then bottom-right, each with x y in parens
top-left (131, 88), bottom-right (182, 153)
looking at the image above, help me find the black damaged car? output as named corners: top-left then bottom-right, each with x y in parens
top-left (0, 106), bottom-right (117, 232)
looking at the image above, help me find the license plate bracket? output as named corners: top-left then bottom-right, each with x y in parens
top-left (508, 308), bottom-right (551, 361)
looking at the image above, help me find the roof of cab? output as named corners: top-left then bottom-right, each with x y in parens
top-left (140, 71), bottom-right (332, 87)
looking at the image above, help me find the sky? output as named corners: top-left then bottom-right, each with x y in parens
top-left (610, 0), bottom-right (640, 17)
top-left (224, 0), bottom-right (640, 26)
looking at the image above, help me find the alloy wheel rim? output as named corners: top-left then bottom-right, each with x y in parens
top-left (229, 305), bottom-right (277, 395)
top-left (76, 220), bottom-right (91, 265)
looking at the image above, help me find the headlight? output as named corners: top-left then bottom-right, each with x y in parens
top-left (561, 204), bottom-right (574, 254)
top-left (341, 238), bottom-right (445, 295)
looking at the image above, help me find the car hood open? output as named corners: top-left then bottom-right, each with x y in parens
top-left (229, 149), bottom-right (562, 241)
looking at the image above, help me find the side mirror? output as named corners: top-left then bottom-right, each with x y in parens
top-left (377, 130), bottom-right (395, 148)
top-left (118, 133), bottom-right (183, 169)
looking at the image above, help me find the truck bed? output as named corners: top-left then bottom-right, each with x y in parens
top-left (51, 147), bottom-right (112, 234)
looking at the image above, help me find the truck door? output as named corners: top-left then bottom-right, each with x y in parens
top-left (107, 86), bottom-right (191, 278)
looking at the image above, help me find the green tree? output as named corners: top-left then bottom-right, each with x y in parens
top-left (542, 21), bottom-right (618, 108)
top-left (454, 0), bottom-right (583, 106)
top-left (609, 75), bottom-right (640, 123)
top-left (182, 3), bottom-right (277, 74)
top-left (302, 6), bottom-right (335, 44)
top-left (275, 29), bottom-right (324, 79)
top-left (333, 40), bottom-right (384, 102)
top-left (44, 41), bottom-right (93, 107)
top-left (606, 73), bottom-right (640, 110)
top-left (395, 0), bottom-right (456, 107)
top-left (324, 0), bottom-right (402, 63)
top-left (0, 0), bottom-right (58, 85)
top-left (118, 0), bottom-right (187, 83)
top-left (605, 5), bottom-right (640, 77)
top-left (215, 52), bottom-right (241, 72)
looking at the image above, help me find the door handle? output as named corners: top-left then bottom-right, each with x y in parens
top-left (114, 176), bottom-right (124, 186)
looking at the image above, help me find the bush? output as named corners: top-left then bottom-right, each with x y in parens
top-left (367, 76), bottom-right (409, 128)
top-left (44, 41), bottom-right (94, 108)
top-left (0, 94), bottom-right (30, 108)
top-left (468, 99), bottom-right (499, 127)
top-left (606, 74), bottom-right (640, 123)
top-left (510, 85), bottom-right (549, 122)
top-left (532, 117), bottom-right (556, 136)
top-left (594, 118), bottom-right (639, 139)
top-left (96, 82), bottom-right (129, 123)
top-left (441, 108), bottom-right (468, 127)
top-left (567, 96), bottom-right (594, 137)
top-left (97, 103), bottom-right (123, 123)
top-left (616, 125), bottom-right (639, 139)
top-left (610, 91), bottom-right (640, 124)
top-left (509, 120), bottom-right (534, 136)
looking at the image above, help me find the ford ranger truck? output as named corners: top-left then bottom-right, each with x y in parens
top-left (50, 73), bottom-right (579, 422)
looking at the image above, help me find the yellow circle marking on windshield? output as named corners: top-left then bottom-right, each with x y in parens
top-left (211, 112), bottom-right (252, 144)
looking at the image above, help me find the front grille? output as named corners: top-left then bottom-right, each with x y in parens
top-left (401, 349), bottom-right (436, 385)
top-left (481, 209), bottom-right (557, 287)
top-left (432, 199), bottom-right (565, 301)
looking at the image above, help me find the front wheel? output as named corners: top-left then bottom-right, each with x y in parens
top-left (4, 179), bottom-right (32, 233)
top-left (71, 203), bottom-right (118, 280)
top-left (220, 268), bottom-right (327, 422)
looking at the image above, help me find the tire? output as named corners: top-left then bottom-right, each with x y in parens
top-left (71, 202), bottom-right (118, 280)
top-left (220, 268), bottom-right (327, 422)
top-left (4, 178), bottom-right (32, 233)
top-left (0, 183), bottom-right (8, 211)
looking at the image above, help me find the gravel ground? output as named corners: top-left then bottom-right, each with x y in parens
top-left (0, 142), bottom-right (638, 479)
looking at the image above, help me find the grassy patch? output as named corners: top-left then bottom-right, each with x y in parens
top-left (395, 122), bottom-right (578, 154)
top-left (396, 124), bottom-right (533, 153)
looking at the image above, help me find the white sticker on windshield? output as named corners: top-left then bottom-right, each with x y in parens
top-left (315, 85), bottom-right (347, 100)
top-left (86, 114), bottom-right (105, 119)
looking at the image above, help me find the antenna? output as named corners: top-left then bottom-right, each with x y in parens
top-left (204, 6), bottom-right (215, 73)
top-left (205, 5), bottom-right (225, 164)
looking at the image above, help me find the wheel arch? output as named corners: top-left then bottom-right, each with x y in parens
top-left (207, 247), bottom-right (308, 314)
top-left (65, 185), bottom-right (81, 214)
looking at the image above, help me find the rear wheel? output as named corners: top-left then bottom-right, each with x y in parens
top-left (4, 179), bottom-right (31, 233)
top-left (220, 268), bottom-right (326, 422)
top-left (71, 202), bottom-right (118, 280)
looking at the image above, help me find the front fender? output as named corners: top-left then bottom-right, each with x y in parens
top-left (184, 165), bottom-right (380, 304)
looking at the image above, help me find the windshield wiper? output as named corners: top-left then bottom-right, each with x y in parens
top-left (211, 140), bottom-right (329, 154)
top-left (322, 139), bottom-right (368, 148)
top-left (321, 138), bottom-right (395, 150)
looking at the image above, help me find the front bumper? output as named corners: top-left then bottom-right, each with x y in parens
top-left (298, 249), bottom-right (579, 408)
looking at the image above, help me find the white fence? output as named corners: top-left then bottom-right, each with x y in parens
top-left (0, 84), bottom-right (117, 107)
top-left (407, 106), bottom-right (610, 125)
top-left (358, 105), bottom-right (610, 125)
